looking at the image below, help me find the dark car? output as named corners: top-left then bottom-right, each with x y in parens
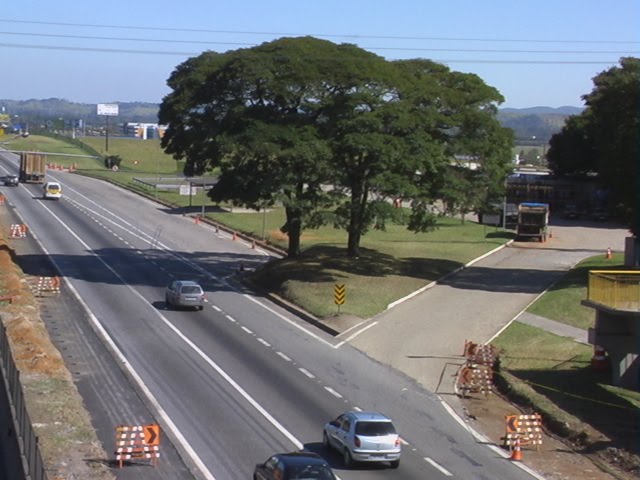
top-left (3, 174), bottom-right (18, 186)
top-left (589, 207), bottom-right (610, 222)
top-left (562, 203), bottom-right (580, 219)
top-left (254, 452), bottom-right (337, 480)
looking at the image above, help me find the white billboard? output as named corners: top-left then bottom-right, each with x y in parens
top-left (97, 103), bottom-right (119, 116)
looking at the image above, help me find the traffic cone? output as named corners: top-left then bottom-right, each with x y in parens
top-left (194, 215), bottom-right (200, 225)
top-left (510, 438), bottom-right (523, 461)
top-left (591, 345), bottom-right (609, 372)
top-left (232, 232), bottom-right (237, 241)
top-left (606, 247), bottom-right (612, 259)
top-left (251, 240), bottom-right (256, 249)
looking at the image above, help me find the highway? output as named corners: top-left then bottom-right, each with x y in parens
top-left (0, 149), bottom-right (543, 480)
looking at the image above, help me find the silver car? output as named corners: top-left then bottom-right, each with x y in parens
top-left (165, 280), bottom-right (205, 310)
top-left (323, 411), bottom-right (401, 469)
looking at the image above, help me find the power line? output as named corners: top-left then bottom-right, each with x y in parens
top-left (0, 41), bottom-right (622, 64)
top-left (0, 17), bottom-right (638, 45)
top-left (0, 30), bottom-right (637, 55)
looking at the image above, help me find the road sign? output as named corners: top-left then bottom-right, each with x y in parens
top-left (97, 103), bottom-right (119, 116)
top-left (334, 284), bottom-right (346, 305)
top-left (506, 415), bottom-right (519, 433)
top-left (144, 424), bottom-right (160, 446)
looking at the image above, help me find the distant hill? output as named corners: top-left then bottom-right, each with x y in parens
top-left (0, 98), bottom-right (160, 125)
top-left (1, 98), bottom-right (583, 142)
top-left (500, 106), bottom-right (583, 116)
top-left (497, 106), bottom-right (584, 143)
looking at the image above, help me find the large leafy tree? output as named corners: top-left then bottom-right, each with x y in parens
top-left (160, 37), bottom-right (342, 257)
top-left (323, 59), bottom-right (512, 255)
top-left (160, 37), bottom-right (512, 258)
top-left (547, 57), bottom-right (639, 234)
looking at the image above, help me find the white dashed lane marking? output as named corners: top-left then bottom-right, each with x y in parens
top-left (324, 387), bottom-right (343, 398)
top-left (298, 368), bottom-right (315, 379)
top-left (277, 352), bottom-right (292, 362)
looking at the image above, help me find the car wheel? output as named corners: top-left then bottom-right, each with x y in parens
top-left (322, 431), bottom-right (330, 449)
top-left (165, 297), bottom-right (172, 309)
top-left (343, 448), bottom-right (353, 468)
top-left (390, 459), bottom-right (400, 469)
top-left (198, 305), bottom-right (204, 311)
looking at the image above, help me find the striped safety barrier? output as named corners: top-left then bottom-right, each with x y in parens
top-left (115, 424), bottom-right (160, 468)
top-left (503, 413), bottom-right (543, 450)
top-left (10, 224), bottom-right (28, 238)
top-left (34, 276), bottom-right (61, 296)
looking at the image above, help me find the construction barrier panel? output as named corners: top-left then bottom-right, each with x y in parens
top-left (503, 413), bottom-right (543, 451)
top-left (9, 224), bottom-right (28, 238)
top-left (115, 424), bottom-right (160, 468)
top-left (34, 276), bottom-right (61, 297)
top-left (456, 364), bottom-right (493, 396)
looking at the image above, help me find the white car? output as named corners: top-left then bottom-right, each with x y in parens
top-left (43, 181), bottom-right (62, 200)
top-left (323, 411), bottom-right (401, 468)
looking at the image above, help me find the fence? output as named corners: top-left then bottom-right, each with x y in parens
top-left (587, 270), bottom-right (640, 311)
top-left (0, 323), bottom-right (48, 480)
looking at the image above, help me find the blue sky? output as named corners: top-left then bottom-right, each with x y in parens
top-left (2, 0), bottom-right (638, 108)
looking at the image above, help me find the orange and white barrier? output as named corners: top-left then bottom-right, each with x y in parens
top-left (10, 224), bottom-right (28, 238)
top-left (115, 424), bottom-right (160, 468)
top-left (34, 276), bottom-right (61, 296)
top-left (0, 194), bottom-right (5, 206)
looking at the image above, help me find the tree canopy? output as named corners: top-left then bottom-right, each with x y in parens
top-left (547, 57), bottom-right (639, 234)
top-left (159, 37), bottom-right (513, 257)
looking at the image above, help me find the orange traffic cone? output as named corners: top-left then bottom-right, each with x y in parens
top-left (510, 438), bottom-right (523, 461)
top-left (232, 232), bottom-right (237, 241)
top-left (606, 247), bottom-right (612, 259)
top-left (591, 345), bottom-right (609, 372)
top-left (195, 215), bottom-right (200, 225)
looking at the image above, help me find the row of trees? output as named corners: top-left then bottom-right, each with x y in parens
top-left (159, 37), bottom-right (514, 257)
top-left (547, 57), bottom-right (639, 235)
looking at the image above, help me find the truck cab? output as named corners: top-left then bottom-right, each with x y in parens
top-left (516, 202), bottom-right (549, 242)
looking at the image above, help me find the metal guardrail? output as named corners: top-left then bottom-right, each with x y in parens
top-left (587, 270), bottom-right (640, 312)
top-left (0, 323), bottom-right (48, 480)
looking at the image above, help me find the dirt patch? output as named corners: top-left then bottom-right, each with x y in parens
top-left (459, 386), bottom-right (639, 480)
top-left (0, 212), bottom-right (113, 479)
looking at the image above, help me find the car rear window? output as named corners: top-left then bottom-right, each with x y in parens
top-left (355, 421), bottom-right (396, 436)
top-left (181, 286), bottom-right (202, 294)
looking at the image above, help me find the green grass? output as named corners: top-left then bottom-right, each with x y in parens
top-left (3, 135), bottom-right (91, 160)
top-left (526, 253), bottom-right (626, 329)
top-left (494, 322), bottom-right (640, 447)
top-left (253, 219), bottom-right (511, 318)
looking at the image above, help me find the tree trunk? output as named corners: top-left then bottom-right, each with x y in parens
top-left (347, 179), bottom-right (367, 258)
top-left (285, 206), bottom-right (302, 258)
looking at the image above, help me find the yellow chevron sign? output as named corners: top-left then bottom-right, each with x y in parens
top-left (334, 284), bottom-right (346, 305)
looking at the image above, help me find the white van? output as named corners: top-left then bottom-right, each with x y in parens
top-left (43, 181), bottom-right (62, 200)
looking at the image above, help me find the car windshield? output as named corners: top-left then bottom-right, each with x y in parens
top-left (355, 421), bottom-right (396, 436)
top-left (181, 286), bottom-right (202, 294)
